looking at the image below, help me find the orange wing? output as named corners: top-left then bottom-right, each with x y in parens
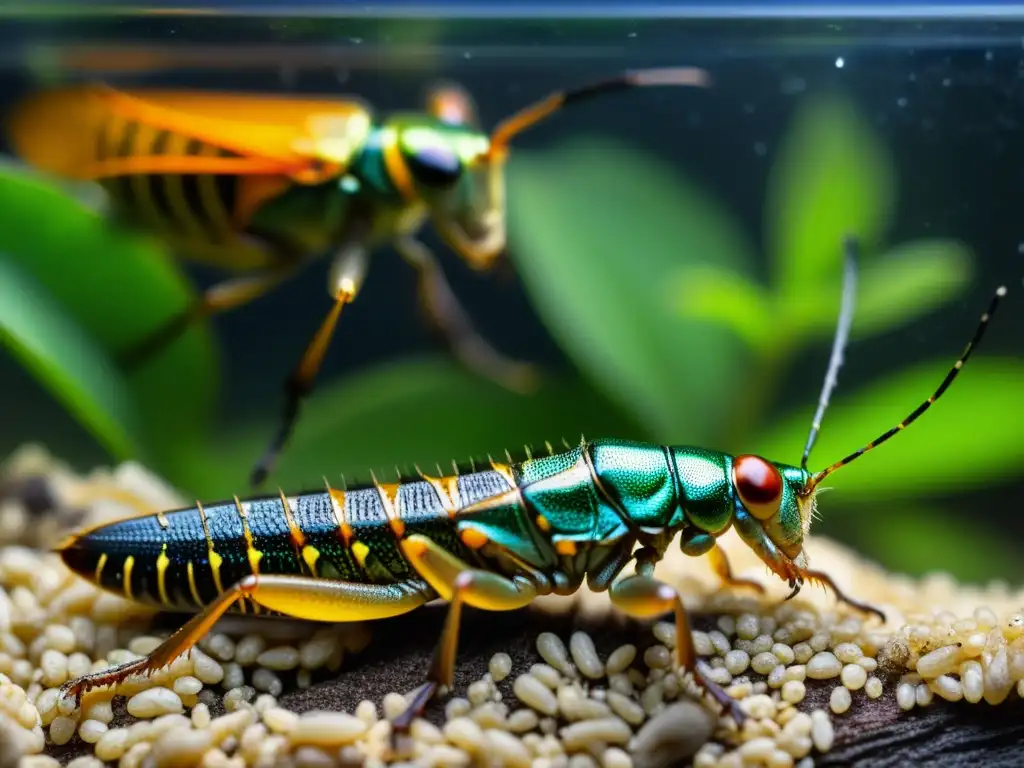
top-left (5, 85), bottom-right (374, 183)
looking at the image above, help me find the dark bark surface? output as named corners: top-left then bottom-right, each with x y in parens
top-left (45, 604), bottom-right (1024, 767)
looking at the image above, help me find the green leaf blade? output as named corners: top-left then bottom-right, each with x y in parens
top-left (0, 258), bottom-right (143, 461)
top-left (766, 93), bottom-right (896, 296)
top-left (783, 238), bottom-right (974, 344)
top-left (852, 239), bottom-right (973, 338)
top-left (671, 265), bottom-right (774, 351)
top-left (506, 135), bottom-right (755, 444)
top-left (0, 166), bottom-right (219, 470)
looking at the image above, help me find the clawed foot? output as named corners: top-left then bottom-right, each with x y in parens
top-left (785, 570), bottom-right (886, 623)
top-left (58, 656), bottom-right (154, 709)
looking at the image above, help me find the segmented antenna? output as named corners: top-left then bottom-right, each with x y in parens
top-left (488, 67), bottom-right (710, 155)
top-left (801, 236), bottom-right (860, 471)
top-left (807, 283), bottom-right (1009, 492)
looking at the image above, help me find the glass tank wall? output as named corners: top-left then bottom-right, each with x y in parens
top-left (0, 1), bottom-right (1022, 583)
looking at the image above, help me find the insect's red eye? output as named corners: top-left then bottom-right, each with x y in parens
top-left (733, 455), bottom-right (783, 520)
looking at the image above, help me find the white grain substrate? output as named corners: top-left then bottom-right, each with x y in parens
top-left (0, 447), bottom-right (372, 766)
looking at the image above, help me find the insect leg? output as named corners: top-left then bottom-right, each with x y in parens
top-left (609, 572), bottom-right (745, 725)
top-left (58, 573), bottom-right (432, 706)
top-left (794, 568), bottom-right (886, 623)
top-left (391, 533), bottom-right (537, 732)
top-left (395, 235), bottom-right (538, 394)
top-left (250, 244), bottom-right (369, 488)
top-left (118, 266), bottom-right (295, 370)
top-left (707, 544), bottom-right (766, 594)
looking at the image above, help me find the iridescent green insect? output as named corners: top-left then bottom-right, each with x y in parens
top-left (52, 239), bottom-right (1007, 732)
top-left (6, 67), bottom-right (710, 488)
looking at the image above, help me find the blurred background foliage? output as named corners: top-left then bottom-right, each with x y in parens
top-left (0, 75), bottom-right (1022, 585)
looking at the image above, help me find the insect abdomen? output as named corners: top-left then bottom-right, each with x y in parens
top-left (97, 113), bottom-right (241, 247)
top-left (57, 468), bottom-right (508, 610)
top-left (59, 512), bottom-right (207, 610)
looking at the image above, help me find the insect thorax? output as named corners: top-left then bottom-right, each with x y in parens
top-left (453, 440), bottom-right (740, 592)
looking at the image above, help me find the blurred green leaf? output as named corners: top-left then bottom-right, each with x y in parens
top-left (822, 504), bottom-right (1021, 584)
top-left (178, 356), bottom-right (641, 499)
top-left (852, 240), bottom-right (974, 338)
top-left (752, 357), bottom-right (1024, 500)
top-left (0, 166), bottom-right (218, 473)
top-left (780, 238), bottom-right (974, 345)
top-left (766, 93), bottom-right (895, 297)
top-left (506, 136), bottom-right (755, 444)
top-left (671, 265), bottom-right (774, 351)
top-left (0, 258), bottom-right (142, 461)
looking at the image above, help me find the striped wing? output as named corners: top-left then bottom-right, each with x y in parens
top-left (5, 85), bottom-right (373, 182)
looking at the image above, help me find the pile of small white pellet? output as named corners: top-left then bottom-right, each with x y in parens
top-left (3, 445), bottom-right (1024, 768)
top-left (0, 446), bottom-right (372, 768)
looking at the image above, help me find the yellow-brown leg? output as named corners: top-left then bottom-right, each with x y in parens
top-left (392, 534), bottom-right (537, 733)
top-left (58, 573), bottom-right (431, 707)
top-left (795, 568), bottom-right (886, 623)
top-left (395, 236), bottom-right (538, 395)
top-left (250, 246), bottom-right (369, 488)
top-left (610, 571), bottom-right (745, 725)
top-left (119, 267), bottom-right (295, 370)
top-left (708, 544), bottom-right (765, 594)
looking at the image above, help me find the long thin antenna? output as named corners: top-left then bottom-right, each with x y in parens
top-left (807, 283), bottom-right (1008, 492)
top-left (801, 236), bottom-right (860, 471)
top-left (488, 67), bottom-right (710, 157)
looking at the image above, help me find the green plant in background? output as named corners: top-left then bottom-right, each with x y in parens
top-left (1, 90), bottom-right (1022, 582)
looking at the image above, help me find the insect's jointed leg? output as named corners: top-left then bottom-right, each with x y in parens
top-left (708, 544), bottom-right (766, 594)
top-left (392, 534), bottom-right (537, 731)
top-left (609, 565), bottom-right (745, 724)
top-left (251, 244), bottom-right (369, 487)
top-left (395, 236), bottom-right (538, 395)
top-left (118, 267), bottom-right (295, 370)
top-left (59, 573), bottom-right (431, 705)
top-left (795, 568), bottom-right (886, 623)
